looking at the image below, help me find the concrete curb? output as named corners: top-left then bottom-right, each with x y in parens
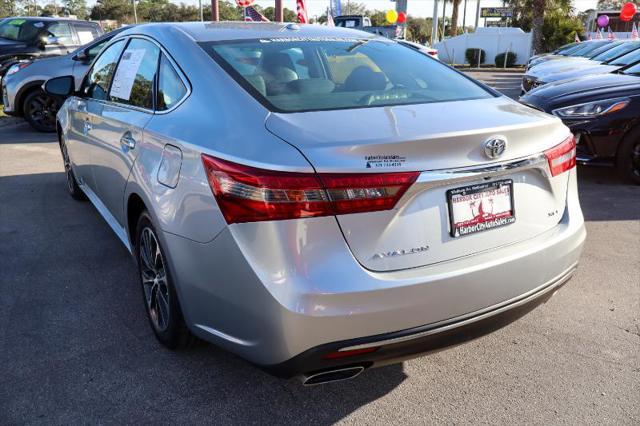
top-left (0, 116), bottom-right (23, 128)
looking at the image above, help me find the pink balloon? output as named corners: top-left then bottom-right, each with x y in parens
top-left (597, 15), bottom-right (609, 27)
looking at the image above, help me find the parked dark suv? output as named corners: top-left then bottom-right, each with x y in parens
top-left (0, 17), bottom-right (102, 78)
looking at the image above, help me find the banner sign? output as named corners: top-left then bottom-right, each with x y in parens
top-left (330, 0), bottom-right (341, 17)
top-left (480, 7), bottom-right (513, 18)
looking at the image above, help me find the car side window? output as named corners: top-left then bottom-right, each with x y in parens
top-left (47, 23), bottom-right (76, 46)
top-left (74, 23), bottom-right (100, 45)
top-left (86, 39), bottom-right (109, 61)
top-left (109, 39), bottom-right (160, 110)
top-left (85, 39), bottom-right (126, 101)
top-left (156, 54), bottom-right (187, 111)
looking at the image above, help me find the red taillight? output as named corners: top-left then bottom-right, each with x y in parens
top-left (201, 155), bottom-right (419, 224)
top-left (544, 135), bottom-right (576, 177)
top-left (322, 347), bottom-right (379, 360)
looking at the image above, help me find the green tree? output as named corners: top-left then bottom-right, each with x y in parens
top-left (405, 16), bottom-right (433, 44)
top-left (597, 0), bottom-right (625, 9)
top-left (261, 6), bottom-right (296, 22)
top-left (0, 0), bottom-right (18, 17)
top-left (508, 0), bottom-right (582, 52)
top-left (65, 0), bottom-right (87, 19)
top-left (90, 0), bottom-right (133, 22)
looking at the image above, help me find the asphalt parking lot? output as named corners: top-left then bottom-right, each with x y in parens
top-left (1, 102), bottom-right (639, 423)
top-left (464, 70), bottom-right (523, 99)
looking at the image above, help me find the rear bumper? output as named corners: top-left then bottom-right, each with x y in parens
top-left (266, 264), bottom-right (576, 378)
top-left (161, 169), bottom-right (585, 374)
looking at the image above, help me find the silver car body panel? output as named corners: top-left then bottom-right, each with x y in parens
top-left (55, 22), bottom-right (586, 369)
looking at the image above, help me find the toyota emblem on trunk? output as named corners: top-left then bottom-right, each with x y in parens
top-left (483, 137), bottom-right (507, 159)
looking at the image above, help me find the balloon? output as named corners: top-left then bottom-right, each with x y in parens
top-left (397, 11), bottom-right (407, 24)
top-left (385, 9), bottom-right (398, 24)
top-left (597, 15), bottom-right (609, 28)
top-left (620, 2), bottom-right (637, 22)
top-left (235, 0), bottom-right (255, 7)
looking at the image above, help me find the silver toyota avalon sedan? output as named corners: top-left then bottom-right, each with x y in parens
top-left (45, 22), bottom-right (586, 385)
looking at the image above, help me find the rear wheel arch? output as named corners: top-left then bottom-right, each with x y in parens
top-left (127, 193), bottom-right (148, 247)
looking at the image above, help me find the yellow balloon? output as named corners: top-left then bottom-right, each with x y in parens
top-left (386, 9), bottom-right (398, 24)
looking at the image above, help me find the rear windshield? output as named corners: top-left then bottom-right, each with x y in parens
top-left (595, 42), bottom-right (640, 62)
top-left (0, 18), bottom-right (43, 42)
top-left (202, 38), bottom-right (493, 113)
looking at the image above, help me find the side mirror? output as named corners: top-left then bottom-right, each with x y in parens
top-left (73, 50), bottom-right (88, 62)
top-left (43, 75), bottom-right (75, 97)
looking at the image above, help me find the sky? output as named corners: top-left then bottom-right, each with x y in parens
top-left (83, 0), bottom-right (602, 26)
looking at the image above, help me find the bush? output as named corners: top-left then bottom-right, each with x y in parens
top-left (495, 52), bottom-right (518, 67)
top-left (465, 48), bottom-right (486, 65)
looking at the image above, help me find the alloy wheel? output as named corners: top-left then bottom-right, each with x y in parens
top-left (26, 93), bottom-right (57, 131)
top-left (632, 141), bottom-right (640, 179)
top-left (139, 227), bottom-right (171, 332)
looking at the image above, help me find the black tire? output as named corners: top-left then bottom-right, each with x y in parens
top-left (135, 211), bottom-right (194, 349)
top-left (58, 134), bottom-right (87, 201)
top-left (22, 89), bottom-right (58, 133)
top-left (616, 129), bottom-right (640, 185)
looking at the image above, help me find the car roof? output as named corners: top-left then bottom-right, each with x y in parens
top-left (5, 16), bottom-right (96, 23)
top-left (126, 21), bottom-right (375, 42)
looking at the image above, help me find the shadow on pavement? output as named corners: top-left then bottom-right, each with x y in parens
top-left (0, 171), bottom-right (406, 424)
top-left (577, 165), bottom-right (640, 222)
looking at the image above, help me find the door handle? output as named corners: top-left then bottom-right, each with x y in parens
top-left (120, 132), bottom-right (136, 150)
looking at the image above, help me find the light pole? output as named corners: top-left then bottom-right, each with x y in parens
top-left (132, 0), bottom-right (138, 24)
top-left (199, 0), bottom-right (203, 21)
top-left (475, 0), bottom-right (481, 30)
top-left (431, 0), bottom-right (440, 44)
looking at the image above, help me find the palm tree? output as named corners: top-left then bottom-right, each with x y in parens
top-left (449, 0), bottom-right (462, 36)
top-left (532, 0), bottom-right (546, 54)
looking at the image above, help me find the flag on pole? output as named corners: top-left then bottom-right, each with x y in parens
top-left (575, 32), bottom-right (581, 43)
top-left (595, 29), bottom-right (603, 39)
top-left (326, 8), bottom-right (335, 26)
top-left (607, 26), bottom-right (615, 40)
top-left (296, 0), bottom-right (308, 24)
top-left (244, 5), bottom-right (269, 21)
top-left (632, 22), bottom-right (639, 40)
top-left (587, 33), bottom-right (592, 40)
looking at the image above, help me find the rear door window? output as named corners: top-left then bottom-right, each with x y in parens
top-left (47, 22), bottom-right (77, 46)
top-left (109, 38), bottom-right (160, 110)
top-left (73, 23), bottom-right (101, 45)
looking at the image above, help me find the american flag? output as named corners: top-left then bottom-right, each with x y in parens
top-left (595, 29), bottom-right (603, 39)
top-left (244, 5), bottom-right (269, 22)
top-left (297, 0), bottom-right (308, 24)
top-left (632, 23), bottom-right (639, 40)
top-left (607, 26), bottom-right (616, 40)
top-left (574, 32), bottom-right (580, 43)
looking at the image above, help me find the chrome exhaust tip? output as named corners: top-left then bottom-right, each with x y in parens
top-left (301, 366), bottom-right (365, 386)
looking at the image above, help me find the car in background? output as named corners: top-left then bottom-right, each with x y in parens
top-left (2, 27), bottom-right (128, 132)
top-left (521, 43), bottom-right (640, 94)
top-left (0, 17), bottom-right (102, 79)
top-left (520, 68), bottom-right (640, 184)
top-left (526, 40), bottom-right (612, 70)
top-left (526, 41), bottom-right (581, 65)
top-left (46, 23), bottom-right (585, 384)
top-left (397, 39), bottom-right (439, 60)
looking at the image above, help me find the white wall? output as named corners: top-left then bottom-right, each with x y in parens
top-left (434, 27), bottom-right (533, 66)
